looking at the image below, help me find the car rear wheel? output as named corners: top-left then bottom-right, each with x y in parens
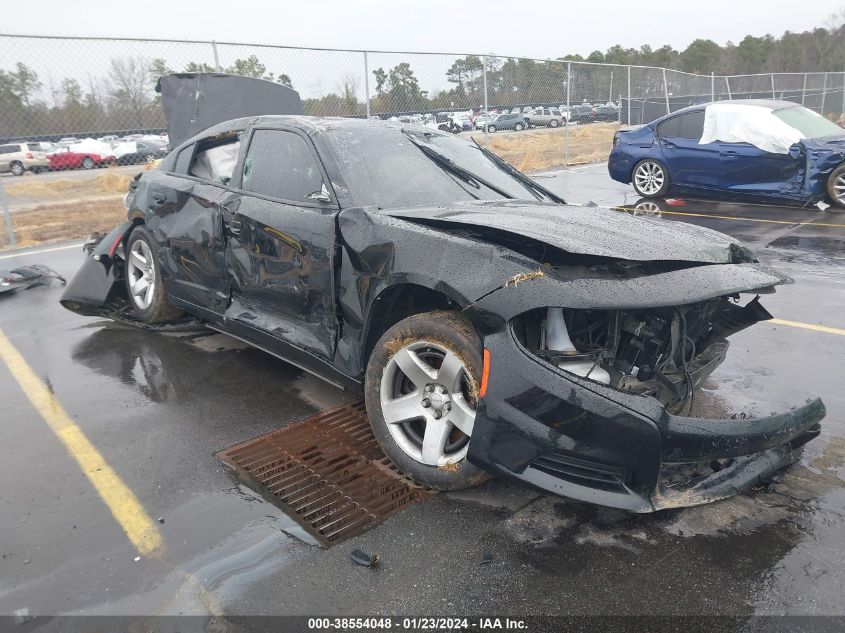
top-left (514, 123), bottom-right (524, 131)
top-left (828, 164), bottom-right (845, 209)
top-left (10, 161), bottom-right (24, 176)
top-left (81, 157), bottom-right (95, 169)
top-left (549, 119), bottom-right (560, 128)
top-left (632, 159), bottom-right (670, 197)
top-left (487, 125), bottom-right (496, 133)
top-left (124, 225), bottom-right (183, 323)
top-left (364, 310), bottom-right (487, 490)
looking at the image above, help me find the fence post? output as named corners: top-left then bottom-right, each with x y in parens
top-left (725, 76), bottom-right (732, 99)
top-left (482, 55), bottom-right (489, 146)
top-left (771, 74), bottom-right (776, 99)
top-left (662, 68), bottom-right (670, 115)
top-left (711, 71), bottom-right (715, 102)
top-left (626, 65), bottom-right (631, 125)
top-left (0, 181), bottom-right (15, 250)
top-left (212, 40), bottom-right (221, 72)
top-left (564, 62), bottom-right (571, 166)
top-left (821, 72), bottom-right (828, 115)
top-left (801, 73), bottom-right (807, 105)
top-left (363, 51), bottom-right (371, 118)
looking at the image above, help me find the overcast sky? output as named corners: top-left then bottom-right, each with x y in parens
top-left (3, 0), bottom-right (842, 58)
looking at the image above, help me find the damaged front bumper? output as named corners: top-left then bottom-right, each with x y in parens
top-left (467, 326), bottom-right (824, 512)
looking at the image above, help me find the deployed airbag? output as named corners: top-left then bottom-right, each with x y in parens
top-left (700, 103), bottom-right (803, 154)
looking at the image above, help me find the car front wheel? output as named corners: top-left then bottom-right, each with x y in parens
top-left (124, 225), bottom-right (184, 323)
top-left (828, 164), bottom-right (845, 209)
top-left (632, 159), bottom-right (670, 197)
top-left (549, 119), bottom-right (560, 128)
top-left (514, 123), bottom-right (524, 131)
top-left (487, 125), bottom-right (496, 133)
top-left (10, 161), bottom-right (24, 176)
top-left (81, 157), bottom-right (95, 169)
top-left (364, 310), bottom-right (488, 490)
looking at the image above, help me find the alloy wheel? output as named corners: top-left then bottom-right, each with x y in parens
top-left (380, 341), bottom-right (476, 466)
top-left (127, 239), bottom-right (156, 310)
top-left (834, 173), bottom-right (845, 206)
top-left (634, 161), bottom-right (665, 196)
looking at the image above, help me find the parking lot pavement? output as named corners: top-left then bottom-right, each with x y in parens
top-left (1, 169), bottom-right (844, 619)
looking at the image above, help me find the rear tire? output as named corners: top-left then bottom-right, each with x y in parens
top-left (631, 159), bottom-right (670, 198)
top-left (364, 310), bottom-right (488, 491)
top-left (124, 225), bottom-right (183, 323)
top-left (82, 157), bottom-right (95, 169)
top-left (549, 118), bottom-right (560, 128)
top-left (10, 161), bottom-right (24, 176)
top-left (828, 164), bottom-right (845, 209)
top-left (514, 123), bottom-right (523, 131)
top-left (487, 125), bottom-right (496, 133)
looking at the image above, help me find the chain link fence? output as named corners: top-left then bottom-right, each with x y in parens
top-left (1, 33), bottom-right (844, 249)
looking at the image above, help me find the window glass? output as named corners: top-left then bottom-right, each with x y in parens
top-left (26, 143), bottom-right (41, 151)
top-left (657, 110), bottom-right (705, 140)
top-left (173, 144), bottom-right (194, 174)
top-left (189, 136), bottom-right (240, 184)
top-left (241, 129), bottom-right (324, 202)
top-left (773, 106), bottom-right (843, 138)
top-left (0, 145), bottom-right (17, 155)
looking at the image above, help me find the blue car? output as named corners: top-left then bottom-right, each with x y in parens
top-left (608, 100), bottom-right (845, 209)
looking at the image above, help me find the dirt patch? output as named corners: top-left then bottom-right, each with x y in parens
top-left (1, 199), bottom-right (126, 248)
top-left (4, 170), bottom-right (135, 201)
top-left (471, 123), bottom-right (620, 172)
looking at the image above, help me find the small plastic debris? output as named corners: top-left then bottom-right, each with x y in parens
top-left (133, 556), bottom-right (141, 562)
top-left (349, 549), bottom-right (380, 567)
top-left (816, 201), bottom-right (830, 211)
top-left (157, 517), bottom-right (165, 524)
top-left (23, 559), bottom-right (30, 565)
top-left (480, 551), bottom-right (493, 565)
top-left (13, 608), bottom-right (31, 625)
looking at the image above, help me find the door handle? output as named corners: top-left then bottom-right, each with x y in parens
top-left (222, 210), bottom-right (242, 236)
top-left (722, 150), bottom-right (739, 156)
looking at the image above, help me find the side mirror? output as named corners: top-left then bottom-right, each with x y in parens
top-left (306, 182), bottom-right (332, 204)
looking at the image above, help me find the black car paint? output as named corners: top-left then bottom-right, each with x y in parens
top-left (61, 115), bottom-right (825, 512)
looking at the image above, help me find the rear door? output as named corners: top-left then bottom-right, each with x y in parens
top-left (146, 133), bottom-right (242, 318)
top-left (0, 144), bottom-right (16, 172)
top-left (222, 126), bottom-right (339, 360)
top-left (655, 109), bottom-right (720, 189)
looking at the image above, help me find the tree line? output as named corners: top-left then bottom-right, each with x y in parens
top-left (1, 13), bottom-right (843, 139)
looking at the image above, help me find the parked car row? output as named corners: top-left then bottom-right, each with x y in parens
top-left (0, 134), bottom-right (171, 175)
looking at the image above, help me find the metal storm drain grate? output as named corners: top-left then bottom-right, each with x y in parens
top-left (217, 402), bottom-right (434, 547)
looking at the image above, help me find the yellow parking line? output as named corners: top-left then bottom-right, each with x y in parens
top-left (615, 207), bottom-right (845, 229)
top-left (769, 318), bottom-right (845, 336)
top-left (0, 328), bottom-right (164, 557)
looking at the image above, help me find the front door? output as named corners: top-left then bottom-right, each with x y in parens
top-left (718, 142), bottom-right (802, 196)
top-left (223, 126), bottom-right (339, 360)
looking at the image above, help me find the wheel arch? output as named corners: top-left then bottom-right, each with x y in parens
top-left (361, 281), bottom-right (464, 366)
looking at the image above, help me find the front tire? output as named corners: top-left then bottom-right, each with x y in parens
top-left (364, 310), bottom-right (487, 491)
top-left (632, 159), bottom-right (670, 198)
top-left (81, 157), bottom-right (95, 169)
top-left (487, 125), bottom-right (496, 133)
top-left (513, 123), bottom-right (524, 131)
top-left (549, 118), bottom-right (560, 128)
top-left (828, 164), bottom-right (845, 209)
top-left (124, 225), bottom-right (183, 323)
top-left (10, 161), bottom-right (24, 176)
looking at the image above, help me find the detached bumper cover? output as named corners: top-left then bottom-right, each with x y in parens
top-left (467, 328), bottom-right (824, 512)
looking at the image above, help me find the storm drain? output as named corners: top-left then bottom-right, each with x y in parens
top-left (216, 402), bottom-right (434, 547)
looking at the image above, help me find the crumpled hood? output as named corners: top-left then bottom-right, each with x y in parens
top-left (384, 200), bottom-right (748, 264)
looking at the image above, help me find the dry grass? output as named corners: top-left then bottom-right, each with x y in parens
top-left (4, 169), bottom-right (134, 201)
top-left (471, 123), bottom-right (620, 172)
top-left (1, 200), bottom-right (126, 249)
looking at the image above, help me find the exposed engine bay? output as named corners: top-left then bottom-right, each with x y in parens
top-left (512, 295), bottom-right (773, 412)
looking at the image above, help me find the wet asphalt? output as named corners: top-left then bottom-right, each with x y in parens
top-left (0, 164), bottom-right (844, 622)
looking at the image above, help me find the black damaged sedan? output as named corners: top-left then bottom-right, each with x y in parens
top-left (61, 116), bottom-right (825, 512)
